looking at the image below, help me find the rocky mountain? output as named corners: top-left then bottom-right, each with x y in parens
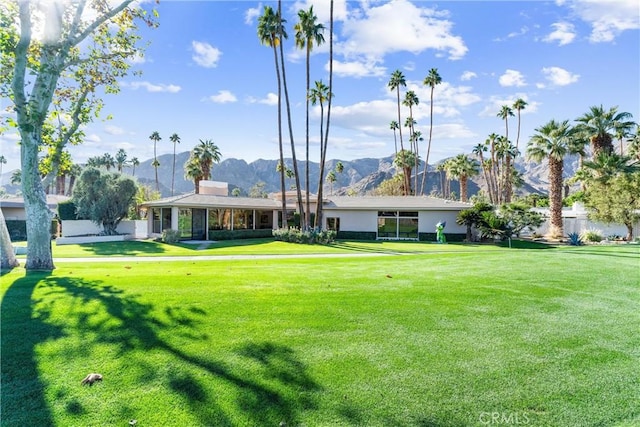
top-left (1, 151), bottom-right (581, 200)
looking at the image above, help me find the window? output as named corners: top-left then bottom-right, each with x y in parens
top-left (377, 211), bottom-right (418, 240)
top-left (327, 217), bottom-right (340, 231)
top-left (233, 209), bottom-right (254, 230)
top-left (152, 208), bottom-right (172, 234)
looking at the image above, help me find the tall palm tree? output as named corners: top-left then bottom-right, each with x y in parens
top-left (169, 133), bottom-right (181, 196)
top-left (527, 119), bottom-right (576, 238)
top-left (149, 131), bottom-right (162, 191)
top-left (276, 0), bottom-right (305, 228)
top-left (389, 120), bottom-right (399, 155)
top-left (102, 153), bottom-right (115, 171)
top-left (447, 154), bottom-right (480, 202)
top-left (67, 163), bottom-right (82, 196)
top-left (420, 68), bottom-right (442, 195)
top-left (472, 143), bottom-right (491, 201)
top-left (258, 5), bottom-right (287, 225)
top-left (309, 79), bottom-right (332, 226)
top-left (388, 70), bottom-right (406, 152)
top-left (295, 5), bottom-right (325, 230)
top-left (10, 170), bottom-right (21, 186)
top-left (115, 148), bottom-right (127, 173)
top-left (575, 105), bottom-right (634, 157)
top-left (497, 105), bottom-right (515, 202)
top-left (512, 98), bottom-right (527, 151)
top-left (326, 170), bottom-right (336, 195)
top-left (130, 157), bottom-right (140, 177)
top-left (403, 90), bottom-right (420, 193)
top-left (315, 0), bottom-right (334, 230)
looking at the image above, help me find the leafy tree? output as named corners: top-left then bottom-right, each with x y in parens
top-left (249, 181), bottom-right (268, 198)
top-left (295, 5), bottom-right (324, 230)
top-left (231, 188), bottom-right (242, 197)
top-left (374, 174), bottom-right (405, 196)
top-left (72, 167), bottom-right (137, 235)
top-left (499, 202), bottom-right (544, 237)
top-left (1, 0), bottom-right (157, 270)
top-left (149, 131), bottom-right (162, 191)
top-left (420, 68), bottom-right (442, 195)
top-left (169, 133), bottom-right (181, 196)
top-left (129, 183), bottom-right (160, 220)
top-left (456, 202), bottom-right (493, 242)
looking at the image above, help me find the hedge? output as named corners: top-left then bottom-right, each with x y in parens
top-left (6, 220), bottom-right (59, 242)
top-left (207, 229), bottom-right (274, 241)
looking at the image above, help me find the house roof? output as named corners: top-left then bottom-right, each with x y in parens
top-left (0, 195), bottom-right (70, 209)
top-left (323, 196), bottom-right (471, 210)
top-left (142, 194), bottom-right (472, 211)
top-left (142, 193), bottom-right (281, 209)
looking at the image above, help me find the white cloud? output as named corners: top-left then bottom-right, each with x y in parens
top-left (331, 59), bottom-right (386, 78)
top-left (85, 134), bottom-right (101, 143)
top-left (205, 90), bottom-right (237, 104)
top-left (543, 22), bottom-right (576, 45)
top-left (248, 93), bottom-right (279, 106)
top-left (104, 125), bottom-right (125, 135)
top-left (338, 0), bottom-right (467, 61)
top-left (127, 52), bottom-right (146, 65)
top-left (244, 3), bottom-right (261, 25)
top-left (125, 81), bottom-right (181, 93)
top-left (192, 41), bottom-right (222, 68)
top-left (460, 71), bottom-right (477, 81)
top-left (560, 0), bottom-right (640, 42)
top-left (499, 69), bottom-right (527, 87)
top-left (479, 95), bottom-right (540, 117)
top-left (541, 66), bottom-right (580, 86)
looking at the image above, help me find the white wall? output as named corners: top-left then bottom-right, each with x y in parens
top-left (323, 210), bottom-right (378, 232)
top-left (60, 220), bottom-right (148, 237)
top-left (419, 211), bottom-right (465, 234)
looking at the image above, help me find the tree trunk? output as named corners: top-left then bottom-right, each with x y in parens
top-left (460, 176), bottom-right (468, 202)
top-left (548, 157), bottom-right (564, 238)
top-left (625, 223), bottom-right (633, 242)
top-left (1, 209), bottom-right (20, 270)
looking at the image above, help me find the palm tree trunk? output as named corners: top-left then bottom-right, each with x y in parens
top-left (171, 143), bottom-right (176, 196)
top-left (420, 86), bottom-right (435, 195)
top-left (304, 44), bottom-right (311, 230)
top-left (460, 176), bottom-right (468, 202)
top-left (271, 43), bottom-right (287, 228)
top-left (278, 0), bottom-right (304, 225)
top-left (315, 0), bottom-right (333, 230)
top-left (548, 156), bottom-right (564, 238)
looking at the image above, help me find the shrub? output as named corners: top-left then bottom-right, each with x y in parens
top-left (567, 232), bottom-right (583, 246)
top-left (162, 229), bottom-right (181, 244)
top-left (57, 200), bottom-right (79, 220)
top-left (272, 228), bottom-right (336, 244)
top-left (581, 228), bottom-right (603, 243)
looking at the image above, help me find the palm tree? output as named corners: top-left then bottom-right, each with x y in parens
top-left (169, 133), bottom-right (181, 196)
top-left (447, 154), bottom-right (480, 202)
top-left (403, 90), bottom-right (420, 193)
top-left (309, 79), bottom-right (332, 225)
top-left (184, 155), bottom-right (204, 194)
top-left (275, 0), bottom-right (305, 228)
top-left (295, 5), bottom-right (325, 230)
top-left (497, 105), bottom-right (515, 202)
top-left (102, 153), bottom-right (115, 171)
top-left (628, 125), bottom-right (640, 161)
top-left (575, 105), bottom-right (634, 157)
top-left (67, 163), bottom-right (82, 196)
top-left (472, 143), bottom-right (491, 201)
top-left (149, 131), bottom-right (162, 191)
top-left (394, 149), bottom-right (417, 195)
top-left (527, 119), bottom-right (577, 238)
top-left (326, 170), bottom-right (337, 195)
top-left (130, 157), bottom-right (140, 177)
top-left (115, 148), bottom-right (127, 173)
top-left (192, 139), bottom-right (222, 182)
top-left (315, 0), bottom-right (334, 230)
top-left (10, 170), bottom-right (21, 186)
top-left (513, 98), bottom-right (527, 151)
top-left (420, 68), bottom-right (442, 195)
top-left (258, 5), bottom-right (288, 226)
top-left (335, 161), bottom-right (344, 175)
top-left (389, 121), bottom-right (399, 155)
top-left (388, 70), bottom-right (406, 152)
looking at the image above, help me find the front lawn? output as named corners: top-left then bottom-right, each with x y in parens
top-left (1, 244), bottom-right (638, 426)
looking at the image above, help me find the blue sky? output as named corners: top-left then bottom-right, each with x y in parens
top-left (1, 0), bottom-right (639, 174)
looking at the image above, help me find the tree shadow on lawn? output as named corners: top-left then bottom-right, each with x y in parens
top-left (67, 240), bottom-right (168, 256)
top-left (2, 273), bottom-right (321, 426)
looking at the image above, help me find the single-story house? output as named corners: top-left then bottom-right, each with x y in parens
top-left (141, 182), bottom-right (471, 241)
top-left (0, 195), bottom-right (70, 220)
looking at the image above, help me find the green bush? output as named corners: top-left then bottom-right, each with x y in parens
top-left (336, 231), bottom-right (377, 241)
top-left (272, 228), bottom-right (336, 244)
top-left (161, 229), bottom-right (181, 244)
top-left (57, 200), bottom-right (78, 220)
top-left (208, 229), bottom-right (273, 241)
top-left (581, 228), bottom-right (603, 243)
top-left (5, 220), bottom-right (59, 241)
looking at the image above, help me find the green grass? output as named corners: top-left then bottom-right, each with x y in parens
top-left (2, 243), bottom-right (639, 426)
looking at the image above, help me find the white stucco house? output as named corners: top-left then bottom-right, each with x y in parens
top-left (141, 182), bottom-right (472, 241)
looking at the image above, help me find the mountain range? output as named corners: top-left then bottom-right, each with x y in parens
top-left (0, 151), bottom-right (579, 200)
